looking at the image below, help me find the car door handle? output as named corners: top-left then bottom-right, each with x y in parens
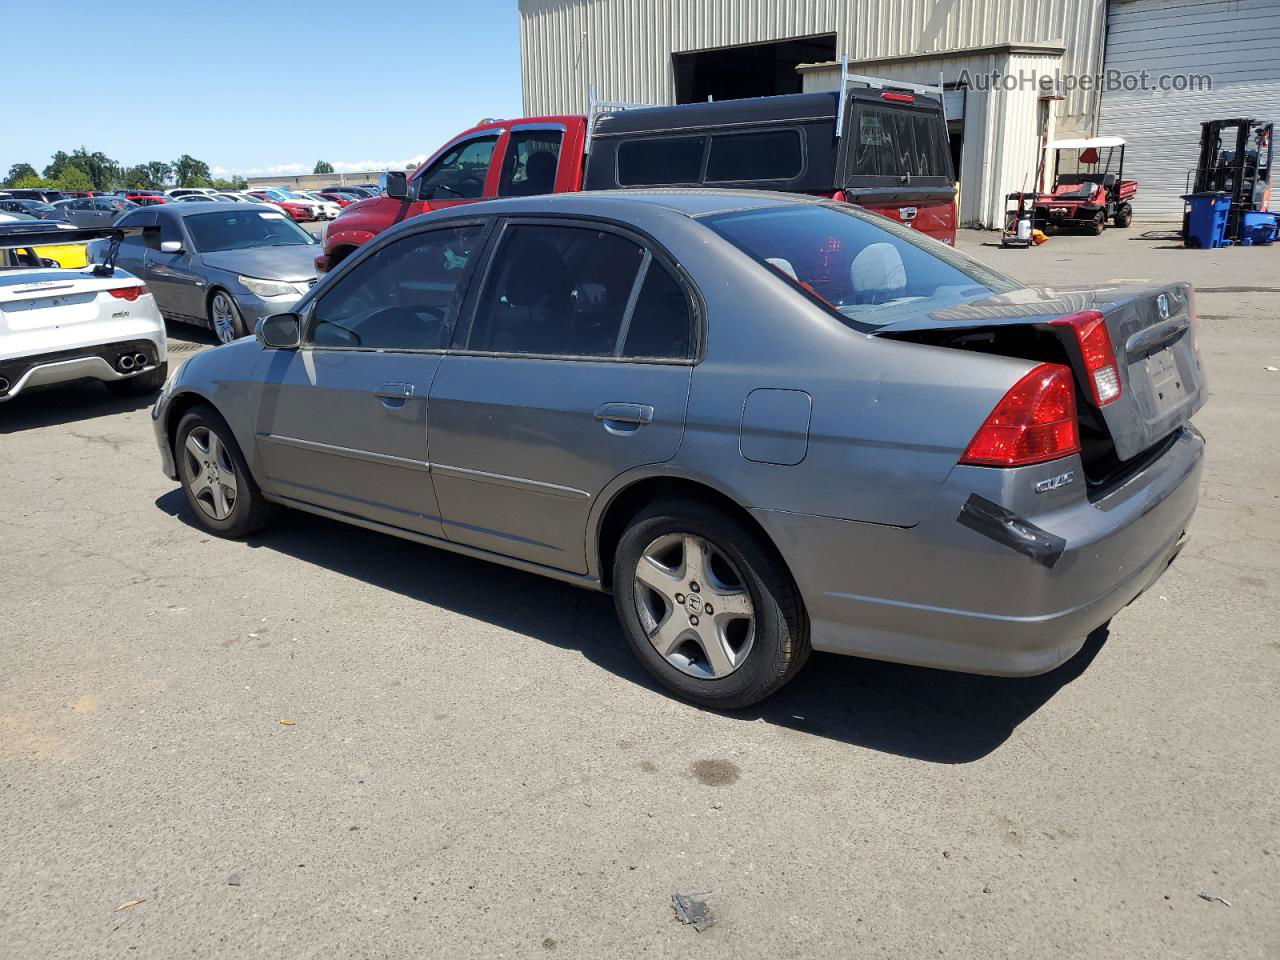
top-left (374, 382), bottom-right (415, 400)
top-left (594, 402), bottom-right (653, 426)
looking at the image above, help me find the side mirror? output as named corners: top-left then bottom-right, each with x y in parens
top-left (159, 240), bottom-right (183, 254)
top-left (381, 170), bottom-right (408, 200)
top-left (257, 312), bottom-right (301, 349)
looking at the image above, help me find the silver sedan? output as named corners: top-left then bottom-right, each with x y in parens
top-left (150, 190), bottom-right (1206, 708)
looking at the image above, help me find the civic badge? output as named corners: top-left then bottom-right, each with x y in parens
top-left (1156, 294), bottom-right (1170, 320)
top-left (1034, 470), bottom-right (1075, 494)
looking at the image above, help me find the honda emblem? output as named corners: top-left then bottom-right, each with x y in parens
top-left (899, 206), bottom-right (918, 222)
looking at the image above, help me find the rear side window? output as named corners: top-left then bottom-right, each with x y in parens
top-left (705, 129), bottom-right (803, 182)
top-left (853, 106), bottom-right (950, 180)
top-left (499, 130), bottom-right (563, 197)
top-left (466, 223), bottom-right (693, 360)
top-left (617, 137), bottom-right (705, 186)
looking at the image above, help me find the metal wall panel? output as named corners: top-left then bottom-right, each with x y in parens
top-left (519, 0), bottom-right (1108, 131)
top-left (1097, 0), bottom-right (1280, 220)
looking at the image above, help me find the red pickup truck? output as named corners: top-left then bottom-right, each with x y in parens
top-left (318, 82), bottom-right (957, 272)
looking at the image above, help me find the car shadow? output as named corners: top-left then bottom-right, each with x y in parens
top-left (0, 380), bottom-right (156, 433)
top-left (155, 489), bottom-right (1106, 763)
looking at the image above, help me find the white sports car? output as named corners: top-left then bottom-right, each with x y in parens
top-left (0, 222), bottom-right (168, 403)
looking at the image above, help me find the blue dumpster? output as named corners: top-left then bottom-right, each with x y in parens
top-left (1182, 192), bottom-right (1231, 249)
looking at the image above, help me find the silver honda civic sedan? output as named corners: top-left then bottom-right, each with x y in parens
top-left (150, 190), bottom-right (1206, 708)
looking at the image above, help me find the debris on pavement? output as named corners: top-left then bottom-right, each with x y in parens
top-left (1264, 366), bottom-right (1278, 372)
top-left (115, 899), bottom-right (145, 911)
top-left (672, 892), bottom-right (716, 931)
top-left (227, 872), bottom-right (241, 887)
top-left (279, 719), bottom-right (295, 726)
top-left (1197, 892), bottom-right (1231, 906)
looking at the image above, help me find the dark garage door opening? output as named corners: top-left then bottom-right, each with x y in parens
top-left (673, 35), bottom-right (837, 104)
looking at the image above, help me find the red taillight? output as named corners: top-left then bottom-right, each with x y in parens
top-left (107, 285), bottom-right (146, 301)
top-left (959, 364), bottom-right (1080, 467)
top-left (881, 91), bottom-right (915, 103)
top-left (1050, 309), bottom-right (1121, 406)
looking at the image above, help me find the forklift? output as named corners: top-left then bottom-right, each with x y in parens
top-left (1184, 118), bottom-right (1273, 243)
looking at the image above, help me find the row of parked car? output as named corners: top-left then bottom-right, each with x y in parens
top-left (0, 184), bottom-right (381, 227)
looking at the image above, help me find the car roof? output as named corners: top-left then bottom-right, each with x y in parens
top-left (158, 201), bottom-right (278, 218)
top-left (424, 188), bottom-right (820, 222)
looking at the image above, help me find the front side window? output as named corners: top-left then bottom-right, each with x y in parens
top-left (703, 203), bottom-right (1017, 329)
top-left (498, 130), bottom-right (564, 197)
top-left (617, 136), bottom-right (706, 186)
top-left (415, 136), bottom-right (499, 200)
top-left (466, 223), bottom-right (693, 360)
top-left (309, 224), bottom-right (484, 351)
top-left (183, 210), bottom-right (315, 252)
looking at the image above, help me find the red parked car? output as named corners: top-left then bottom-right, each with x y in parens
top-left (124, 191), bottom-right (168, 206)
top-left (248, 191), bottom-right (316, 223)
top-left (316, 191), bottom-right (359, 207)
top-left (318, 77), bottom-right (957, 272)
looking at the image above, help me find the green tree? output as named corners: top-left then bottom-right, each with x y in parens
top-left (141, 161), bottom-right (174, 188)
top-left (11, 174), bottom-right (53, 189)
top-left (4, 162), bottom-right (38, 186)
top-left (69, 148), bottom-right (119, 191)
top-left (172, 154), bottom-right (212, 187)
top-left (54, 167), bottom-right (94, 192)
top-left (211, 175), bottom-right (248, 190)
top-left (43, 150), bottom-right (74, 180)
top-left (313, 160), bottom-right (334, 174)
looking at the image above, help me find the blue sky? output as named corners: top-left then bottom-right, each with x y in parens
top-left (5, 0), bottom-right (524, 179)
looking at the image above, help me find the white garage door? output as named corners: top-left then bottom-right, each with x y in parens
top-left (1097, 0), bottom-right (1280, 221)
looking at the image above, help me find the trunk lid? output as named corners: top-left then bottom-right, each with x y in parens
top-left (874, 282), bottom-right (1207, 463)
top-left (0, 272), bottom-right (140, 331)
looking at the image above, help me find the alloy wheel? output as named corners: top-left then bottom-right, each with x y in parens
top-left (211, 293), bottom-right (239, 344)
top-left (633, 532), bottom-right (756, 680)
top-left (183, 426), bottom-right (238, 521)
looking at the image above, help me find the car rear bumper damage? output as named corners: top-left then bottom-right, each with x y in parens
top-left (755, 425), bottom-right (1204, 676)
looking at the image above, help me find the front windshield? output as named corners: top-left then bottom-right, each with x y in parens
top-left (184, 210), bottom-right (316, 252)
top-left (274, 190), bottom-right (304, 200)
top-left (701, 203), bottom-right (1019, 329)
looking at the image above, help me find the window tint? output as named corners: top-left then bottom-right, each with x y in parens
top-left (157, 215), bottom-right (184, 245)
top-left (704, 204), bottom-right (1018, 330)
top-left (184, 210), bottom-right (313, 251)
top-left (499, 130), bottom-right (563, 197)
top-left (705, 129), bottom-right (803, 182)
top-left (852, 107), bottom-right (950, 180)
top-left (309, 225), bottom-right (484, 351)
top-left (617, 137), bottom-right (706, 186)
top-left (619, 261), bottom-right (693, 359)
top-left (416, 136), bottom-right (498, 200)
top-left (468, 224), bottom-right (649, 357)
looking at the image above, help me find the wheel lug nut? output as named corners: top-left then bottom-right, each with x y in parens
top-left (690, 581), bottom-right (700, 593)
top-left (689, 615), bottom-right (699, 626)
top-left (704, 603), bottom-right (713, 614)
top-left (675, 593), bottom-right (685, 604)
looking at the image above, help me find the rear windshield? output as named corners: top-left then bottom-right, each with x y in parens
top-left (184, 210), bottom-right (316, 252)
top-left (852, 105), bottom-right (951, 181)
top-left (701, 203), bottom-right (1017, 329)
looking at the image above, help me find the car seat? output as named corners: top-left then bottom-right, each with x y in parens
top-left (850, 243), bottom-right (906, 304)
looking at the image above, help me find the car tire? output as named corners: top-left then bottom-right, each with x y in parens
top-left (105, 361), bottom-right (168, 398)
top-left (208, 290), bottom-right (246, 345)
top-left (175, 404), bottom-right (278, 538)
top-left (612, 499), bottom-right (810, 709)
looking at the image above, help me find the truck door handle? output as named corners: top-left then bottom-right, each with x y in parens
top-left (594, 402), bottom-right (653, 430)
top-left (375, 382), bottom-right (414, 407)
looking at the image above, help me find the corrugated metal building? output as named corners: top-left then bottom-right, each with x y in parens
top-left (519, 0), bottom-right (1110, 227)
top-left (1097, 0), bottom-right (1280, 220)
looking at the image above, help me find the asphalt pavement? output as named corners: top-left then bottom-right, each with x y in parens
top-left (1, 224), bottom-right (1276, 958)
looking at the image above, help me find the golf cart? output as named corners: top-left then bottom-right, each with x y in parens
top-left (1025, 137), bottom-right (1137, 235)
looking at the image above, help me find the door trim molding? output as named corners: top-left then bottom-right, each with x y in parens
top-left (431, 462), bottom-right (591, 500)
top-left (258, 433), bottom-right (431, 472)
